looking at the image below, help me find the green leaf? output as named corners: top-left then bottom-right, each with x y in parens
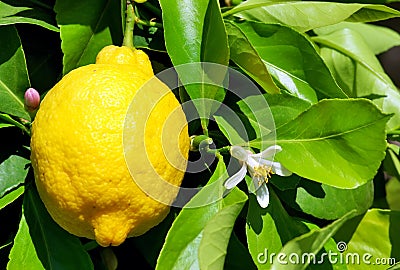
top-left (252, 99), bottom-right (390, 188)
top-left (160, 0), bottom-right (229, 130)
top-left (336, 209), bottom-right (400, 269)
top-left (0, 185), bottom-right (24, 210)
top-left (7, 214), bottom-right (45, 270)
top-left (214, 114), bottom-right (248, 145)
top-left (224, 1), bottom-right (400, 32)
top-left (234, 95), bottom-right (276, 141)
top-left (265, 63), bottom-right (319, 104)
top-left (238, 92), bottom-right (312, 130)
top-left (54, 0), bottom-right (123, 75)
top-left (0, 155), bottom-right (30, 198)
top-left (232, 21), bottom-right (347, 100)
top-left (314, 28), bottom-right (400, 130)
top-left (314, 22), bottom-right (400, 55)
top-left (156, 158), bottom-right (247, 270)
top-left (295, 180), bottom-right (373, 220)
top-left (0, 25), bottom-right (31, 120)
top-left (0, 1), bottom-right (58, 31)
top-left (225, 21), bottom-right (279, 94)
top-left (198, 187), bottom-right (247, 269)
top-left (270, 210), bottom-right (357, 270)
top-left (23, 185), bottom-right (94, 270)
top-left (246, 189), bottom-right (309, 269)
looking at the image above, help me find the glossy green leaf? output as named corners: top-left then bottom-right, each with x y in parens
top-left (233, 21), bottom-right (347, 100)
top-left (0, 25), bottom-right (31, 120)
top-left (55, 0), bottom-right (123, 75)
top-left (23, 185), bottom-right (94, 270)
top-left (160, 0), bottom-right (209, 65)
top-left (0, 1), bottom-right (58, 31)
top-left (198, 185), bottom-right (247, 269)
top-left (0, 155), bottom-right (30, 198)
top-left (156, 158), bottom-right (246, 270)
top-left (315, 22), bottom-right (400, 55)
top-left (295, 180), bottom-right (373, 220)
top-left (270, 210), bottom-right (357, 270)
top-left (336, 209), bottom-right (400, 270)
top-left (228, 93), bottom-right (276, 141)
top-left (225, 21), bottom-right (279, 94)
top-left (246, 189), bottom-right (309, 269)
top-left (7, 214), bottom-right (45, 270)
top-left (251, 99), bottom-right (390, 188)
top-left (0, 186), bottom-right (24, 210)
top-left (224, 1), bottom-right (400, 32)
top-left (314, 28), bottom-right (400, 130)
top-left (214, 115), bottom-right (248, 145)
top-left (160, 0), bottom-right (229, 130)
top-left (265, 63), bottom-right (318, 104)
top-left (238, 92), bottom-right (312, 130)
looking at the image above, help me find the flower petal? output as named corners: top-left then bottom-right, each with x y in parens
top-left (258, 159), bottom-right (292, 176)
top-left (230, 146), bottom-right (249, 162)
top-left (256, 183), bottom-right (270, 208)
top-left (252, 145), bottom-right (282, 159)
top-left (272, 162), bottom-right (292, 176)
top-left (246, 156), bottom-right (259, 170)
top-left (224, 163), bottom-right (247, 189)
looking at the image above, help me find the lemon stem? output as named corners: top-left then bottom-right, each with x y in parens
top-left (122, 0), bottom-right (136, 49)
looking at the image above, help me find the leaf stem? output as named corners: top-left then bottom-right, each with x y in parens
top-left (135, 18), bottom-right (163, 29)
top-left (0, 114), bottom-right (31, 136)
top-left (122, 0), bottom-right (136, 49)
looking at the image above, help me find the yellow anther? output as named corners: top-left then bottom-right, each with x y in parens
top-left (254, 165), bottom-right (274, 185)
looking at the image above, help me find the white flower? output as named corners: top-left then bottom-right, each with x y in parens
top-left (224, 145), bottom-right (292, 208)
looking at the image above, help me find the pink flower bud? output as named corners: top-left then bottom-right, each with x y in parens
top-left (24, 87), bottom-right (40, 111)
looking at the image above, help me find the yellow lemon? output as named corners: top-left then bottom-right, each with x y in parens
top-left (30, 45), bottom-right (189, 247)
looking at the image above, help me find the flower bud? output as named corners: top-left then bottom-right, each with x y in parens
top-left (24, 87), bottom-right (40, 111)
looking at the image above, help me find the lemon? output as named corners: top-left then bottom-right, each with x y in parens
top-left (30, 45), bottom-right (189, 247)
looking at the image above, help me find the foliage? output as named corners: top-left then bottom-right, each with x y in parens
top-left (1, 0), bottom-right (400, 269)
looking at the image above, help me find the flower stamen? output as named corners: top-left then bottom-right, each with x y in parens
top-left (254, 165), bottom-right (274, 185)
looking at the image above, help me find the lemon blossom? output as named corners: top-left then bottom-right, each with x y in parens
top-left (224, 145), bottom-right (292, 208)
